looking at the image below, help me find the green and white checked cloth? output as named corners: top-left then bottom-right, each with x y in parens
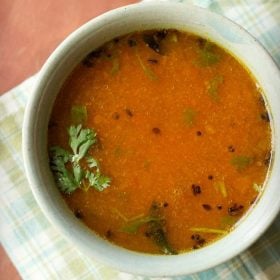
top-left (1, 1), bottom-right (280, 279)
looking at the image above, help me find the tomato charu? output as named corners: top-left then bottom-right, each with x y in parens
top-left (48, 29), bottom-right (272, 255)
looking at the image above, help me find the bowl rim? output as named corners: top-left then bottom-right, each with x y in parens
top-left (22, 1), bottom-right (280, 277)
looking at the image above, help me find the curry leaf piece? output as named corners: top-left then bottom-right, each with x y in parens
top-left (148, 219), bottom-right (177, 255)
top-left (147, 202), bottom-right (177, 255)
top-left (122, 216), bottom-right (162, 234)
top-left (183, 108), bottom-right (196, 126)
top-left (68, 125), bottom-right (97, 163)
top-left (190, 227), bottom-right (228, 235)
top-left (71, 105), bottom-right (87, 124)
top-left (49, 146), bottom-right (78, 194)
top-left (207, 75), bottom-right (224, 101)
top-left (231, 155), bottom-right (253, 171)
top-left (197, 41), bottom-right (220, 67)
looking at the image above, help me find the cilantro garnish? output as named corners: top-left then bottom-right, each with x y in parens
top-left (71, 105), bottom-right (87, 124)
top-left (49, 124), bottom-right (111, 194)
top-left (207, 75), bottom-right (224, 101)
top-left (197, 41), bottom-right (220, 67)
top-left (183, 108), bottom-right (197, 126)
top-left (231, 155), bottom-right (253, 171)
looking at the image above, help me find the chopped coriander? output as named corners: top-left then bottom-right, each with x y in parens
top-left (49, 125), bottom-right (111, 194)
top-left (49, 147), bottom-right (77, 194)
top-left (68, 125), bottom-right (96, 162)
top-left (71, 105), bottom-right (87, 124)
top-left (183, 108), bottom-right (196, 126)
top-left (207, 75), bottom-right (224, 101)
top-left (197, 41), bottom-right (220, 67)
top-left (231, 155), bottom-right (253, 171)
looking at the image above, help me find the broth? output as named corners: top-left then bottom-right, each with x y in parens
top-left (48, 30), bottom-right (271, 254)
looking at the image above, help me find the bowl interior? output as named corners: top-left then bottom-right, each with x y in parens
top-left (23, 2), bottom-right (280, 277)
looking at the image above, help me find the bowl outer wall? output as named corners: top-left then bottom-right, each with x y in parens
top-left (22, 1), bottom-right (280, 277)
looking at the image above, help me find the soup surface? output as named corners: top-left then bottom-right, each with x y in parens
top-left (48, 30), bottom-right (271, 254)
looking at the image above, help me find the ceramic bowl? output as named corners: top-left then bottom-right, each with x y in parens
top-left (22, 1), bottom-right (280, 277)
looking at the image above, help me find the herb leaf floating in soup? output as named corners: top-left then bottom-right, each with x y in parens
top-left (49, 124), bottom-right (111, 194)
top-left (48, 29), bottom-right (272, 255)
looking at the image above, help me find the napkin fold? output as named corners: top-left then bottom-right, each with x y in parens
top-left (1, 1), bottom-right (279, 279)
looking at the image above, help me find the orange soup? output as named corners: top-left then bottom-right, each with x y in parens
top-left (48, 30), bottom-right (272, 254)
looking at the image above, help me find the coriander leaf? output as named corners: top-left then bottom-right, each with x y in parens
top-left (207, 75), bottom-right (224, 101)
top-left (86, 171), bottom-right (111, 191)
top-left (95, 174), bottom-right (111, 191)
top-left (73, 162), bottom-right (84, 185)
top-left (49, 146), bottom-right (78, 194)
top-left (87, 156), bottom-right (100, 170)
top-left (197, 41), bottom-right (220, 67)
top-left (71, 105), bottom-right (87, 124)
top-left (183, 108), bottom-right (196, 126)
top-left (231, 155), bottom-right (253, 171)
top-left (49, 125), bottom-right (111, 194)
top-left (68, 125), bottom-right (97, 162)
top-left (85, 170), bottom-right (98, 188)
top-left (50, 146), bottom-right (71, 163)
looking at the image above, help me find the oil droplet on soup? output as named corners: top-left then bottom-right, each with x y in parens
top-left (48, 29), bottom-right (272, 255)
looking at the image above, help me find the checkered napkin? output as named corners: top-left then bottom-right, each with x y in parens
top-left (1, 1), bottom-right (279, 279)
